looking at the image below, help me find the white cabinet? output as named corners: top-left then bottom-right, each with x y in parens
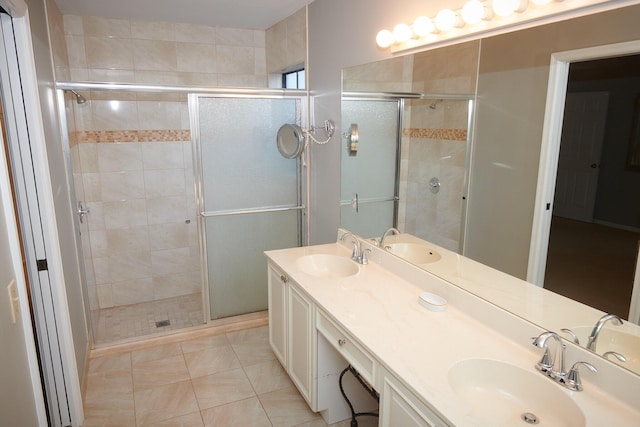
top-left (268, 264), bottom-right (287, 366)
top-left (288, 284), bottom-right (314, 403)
top-left (267, 263), bottom-right (316, 409)
top-left (380, 372), bottom-right (449, 427)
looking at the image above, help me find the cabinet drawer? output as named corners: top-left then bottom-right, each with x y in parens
top-left (316, 309), bottom-right (375, 384)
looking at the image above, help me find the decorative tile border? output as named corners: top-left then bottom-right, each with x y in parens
top-left (71, 129), bottom-right (191, 144)
top-left (403, 128), bottom-right (467, 141)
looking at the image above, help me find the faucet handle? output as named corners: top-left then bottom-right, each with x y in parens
top-left (603, 351), bottom-right (627, 363)
top-left (360, 248), bottom-right (371, 265)
top-left (566, 361), bottom-right (597, 391)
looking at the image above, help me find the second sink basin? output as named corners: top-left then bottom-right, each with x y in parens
top-left (384, 243), bottom-right (441, 264)
top-left (295, 254), bottom-right (359, 279)
top-left (448, 359), bottom-right (585, 427)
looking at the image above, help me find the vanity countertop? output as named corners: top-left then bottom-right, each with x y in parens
top-left (265, 242), bottom-right (640, 427)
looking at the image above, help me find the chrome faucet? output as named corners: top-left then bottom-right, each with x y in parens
top-left (533, 331), bottom-right (567, 378)
top-left (586, 314), bottom-right (623, 351)
top-left (533, 331), bottom-right (597, 391)
top-left (379, 227), bottom-right (400, 248)
top-left (339, 232), bottom-right (369, 265)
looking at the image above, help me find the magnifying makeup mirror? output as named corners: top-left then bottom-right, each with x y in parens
top-left (277, 123), bottom-right (305, 159)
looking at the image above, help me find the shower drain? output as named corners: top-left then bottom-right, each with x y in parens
top-left (521, 412), bottom-right (539, 424)
top-left (155, 319), bottom-right (171, 328)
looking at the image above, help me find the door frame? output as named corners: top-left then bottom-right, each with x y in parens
top-left (528, 40), bottom-right (640, 286)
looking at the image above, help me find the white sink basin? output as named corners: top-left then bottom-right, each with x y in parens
top-left (295, 254), bottom-right (359, 279)
top-left (385, 243), bottom-right (441, 264)
top-left (448, 359), bottom-right (585, 427)
top-left (566, 326), bottom-right (640, 373)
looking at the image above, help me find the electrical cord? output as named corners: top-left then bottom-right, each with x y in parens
top-left (338, 365), bottom-right (379, 427)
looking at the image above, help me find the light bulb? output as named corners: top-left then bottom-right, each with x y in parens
top-left (493, 0), bottom-right (523, 17)
top-left (393, 23), bottom-right (413, 43)
top-left (435, 9), bottom-right (460, 32)
top-left (413, 16), bottom-right (435, 37)
top-left (461, 0), bottom-right (488, 24)
top-left (376, 29), bottom-right (394, 48)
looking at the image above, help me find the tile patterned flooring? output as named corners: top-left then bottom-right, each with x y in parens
top-left (83, 325), bottom-right (378, 426)
top-left (91, 293), bottom-right (204, 345)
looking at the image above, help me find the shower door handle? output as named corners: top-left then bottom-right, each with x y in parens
top-left (78, 201), bottom-right (90, 224)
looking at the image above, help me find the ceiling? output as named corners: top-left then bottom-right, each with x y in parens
top-left (53, 0), bottom-right (314, 30)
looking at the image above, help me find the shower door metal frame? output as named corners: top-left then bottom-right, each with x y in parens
top-left (189, 92), bottom-right (308, 322)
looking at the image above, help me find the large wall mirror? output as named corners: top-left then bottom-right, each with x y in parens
top-left (341, 5), bottom-right (640, 376)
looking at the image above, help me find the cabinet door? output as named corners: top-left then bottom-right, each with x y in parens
top-left (268, 265), bottom-right (287, 367)
top-left (381, 376), bottom-right (448, 427)
top-left (288, 284), bottom-right (314, 406)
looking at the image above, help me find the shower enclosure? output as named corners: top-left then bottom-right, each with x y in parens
top-left (191, 95), bottom-right (304, 320)
top-left (341, 92), bottom-right (474, 253)
top-left (58, 84), bottom-right (306, 345)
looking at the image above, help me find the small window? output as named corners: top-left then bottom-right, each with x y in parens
top-left (283, 69), bottom-right (305, 89)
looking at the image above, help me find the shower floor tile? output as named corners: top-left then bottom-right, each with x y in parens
top-left (92, 293), bottom-right (204, 345)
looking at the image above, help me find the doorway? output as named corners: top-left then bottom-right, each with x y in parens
top-left (529, 41), bottom-right (640, 323)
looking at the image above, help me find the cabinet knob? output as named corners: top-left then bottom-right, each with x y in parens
top-left (280, 275), bottom-right (288, 283)
top-left (338, 338), bottom-right (347, 346)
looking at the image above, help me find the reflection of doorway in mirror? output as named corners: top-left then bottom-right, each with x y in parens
top-left (543, 56), bottom-right (640, 321)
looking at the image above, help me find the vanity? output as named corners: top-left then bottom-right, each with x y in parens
top-left (265, 231), bottom-right (640, 426)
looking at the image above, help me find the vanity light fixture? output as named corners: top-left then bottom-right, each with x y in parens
top-left (435, 9), bottom-right (462, 32)
top-left (493, 0), bottom-right (528, 17)
top-left (375, 0), bottom-right (566, 50)
top-left (461, 0), bottom-right (493, 24)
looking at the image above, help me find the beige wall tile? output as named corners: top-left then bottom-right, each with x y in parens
top-left (137, 102), bottom-right (184, 130)
top-left (146, 196), bottom-right (187, 225)
top-left (216, 45), bottom-right (255, 74)
top-left (144, 170), bottom-right (186, 198)
top-left (83, 16), bottom-right (131, 37)
top-left (131, 21), bottom-right (175, 41)
top-left (63, 14), bottom-right (83, 35)
top-left (106, 227), bottom-right (150, 255)
top-left (152, 272), bottom-right (200, 300)
top-left (151, 247), bottom-right (190, 276)
top-left (216, 27), bottom-right (258, 47)
top-left (133, 39), bottom-right (178, 72)
top-left (89, 68), bottom-right (136, 84)
top-left (65, 34), bottom-right (86, 68)
top-left (178, 72), bottom-right (218, 87)
top-left (142, 142), bottom-right (184, 170)
top-left (111, 278), bottom-right (154, 306)
top-left (148, 223), bottom-right (190, 250)
top-left (85, 36), bottom-right (134, 72)
top-left (108, 251), bottom-right (152, 282)
top-left (176, 43), bottom-right (217, 73)
top-left (103, 199), bottom-right (148, 229)
top-left (69, 68), bottom-right (89, 81)
top-left (174, 23), bottom-right (215, 43)
top-left (96, 282), bottom-right (113, 307)
top-left (100, 171), bottom-right (145, 201)
top-left (97, 142), bottom-right (142, 172)
top-left (135, 70), bottom-right (181, 85)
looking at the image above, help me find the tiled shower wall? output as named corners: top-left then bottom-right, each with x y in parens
top-left (399, 99), bottom-right (469, 252)
top-left (68, 98), bottom-right (199, 310)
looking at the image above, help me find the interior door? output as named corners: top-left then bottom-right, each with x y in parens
top-left (341, 99), bottom-right (400, 237)
top-left (195, 96), bottom-right (302, 320)
top-left (553, 91), bottom-right (609, 222)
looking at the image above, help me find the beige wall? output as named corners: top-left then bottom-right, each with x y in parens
top-left (266, 7), bottom-right (306, 76)
top-left (63, 15), bottom-right (268, 87)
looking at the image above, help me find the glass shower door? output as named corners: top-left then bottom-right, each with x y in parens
top-left (341, 99), bottom-right (401, 237)
top-left (194, 96), bottom-right (302, 319)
